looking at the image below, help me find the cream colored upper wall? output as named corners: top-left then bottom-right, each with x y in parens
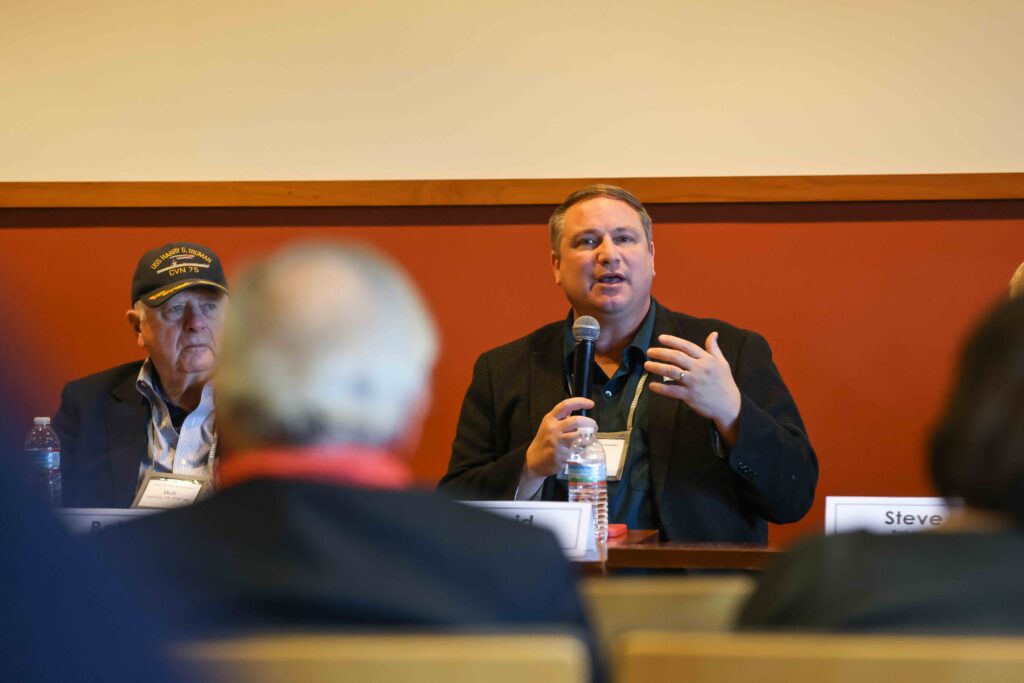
top-left (1, 0), bottom-right (1021, 181)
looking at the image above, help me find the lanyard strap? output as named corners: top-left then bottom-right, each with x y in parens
top-left (207, 435), bottom-right (218, 471)
top-left (566, 370), bottom-right (649, 431)
top-left (625, 372), bottom-right (649, 432)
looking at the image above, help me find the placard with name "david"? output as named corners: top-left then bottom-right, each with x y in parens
top-left (56, 508), bottom-right (159, 534)
top-left (463, 501), bottom-right (594, 559)
top-left (825, 496), bottom-right (951, 535)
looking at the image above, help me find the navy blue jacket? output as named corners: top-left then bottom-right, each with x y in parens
top-left (53, 361), bottom-right (150, 507)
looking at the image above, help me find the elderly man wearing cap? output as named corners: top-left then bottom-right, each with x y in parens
top-left (53, 242), bottom-right (229, 508)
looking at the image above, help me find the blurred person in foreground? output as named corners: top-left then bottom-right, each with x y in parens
top-left (0, 451), bottom-right (189, 683)
top-left (739, 294), bottom-right (1024, 632)
top-left (96, 243), bottom-right (600, 674)
top-left (54, 242), bottom-right (228, 508)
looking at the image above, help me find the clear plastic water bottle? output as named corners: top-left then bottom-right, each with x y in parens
top-left (24, 416), bottom-right (62, 507)
top-left (567, 426), bottom-right (608, 549)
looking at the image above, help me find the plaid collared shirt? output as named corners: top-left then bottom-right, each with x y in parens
top-left (135, 360), bottom-right (216, 480)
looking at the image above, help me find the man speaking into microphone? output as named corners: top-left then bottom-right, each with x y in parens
top-left (439, 185), bottom-right (817, 543)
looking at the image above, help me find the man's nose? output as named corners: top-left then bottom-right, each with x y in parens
top-left (182, 304), bottom-right (209, 330)
top-left (596, 235), bottom-right (619, 264)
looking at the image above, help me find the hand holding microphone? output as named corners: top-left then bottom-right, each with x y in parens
top-left (520, 316), bottom-right (601, 490)
top-left (523, 397), bottom-right (597, 483)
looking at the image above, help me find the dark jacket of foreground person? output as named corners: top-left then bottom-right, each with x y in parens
top-left (96, 471), bottom-right (605, 680)
top-left (738, 530), bottom-right (1024, 632)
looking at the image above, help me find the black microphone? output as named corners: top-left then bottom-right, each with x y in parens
top-left (571, 316), bottom-right (601, 417)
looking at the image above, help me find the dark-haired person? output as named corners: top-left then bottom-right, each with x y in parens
top-left (739, 294), bottom-right (1024, 633)
top-left (439, 185), bottom-right (817, 543)
top-left (53, 242), bottom-right (228, 508)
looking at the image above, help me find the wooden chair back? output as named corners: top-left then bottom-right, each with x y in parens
top-left (581, 575), bottom-right (754, 650)
top-left (616, 631), bottom-right (1024, 683)
top-left (175, 632), bottom-right (588, 683)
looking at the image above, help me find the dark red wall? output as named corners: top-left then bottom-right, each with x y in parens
top-left (2, 201), bottom-right (1022, 547)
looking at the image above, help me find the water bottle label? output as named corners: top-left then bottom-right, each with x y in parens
top-left (27, 450), bottom-right (60, 469)
top-left (567, 462), bottom-right (605, 484)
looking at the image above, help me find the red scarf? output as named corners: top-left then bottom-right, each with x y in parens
top-left (216, 445), bottom-right (413, 491)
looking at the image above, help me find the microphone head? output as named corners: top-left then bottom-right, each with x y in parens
top-left (572, 315), bottom-right (601, 343)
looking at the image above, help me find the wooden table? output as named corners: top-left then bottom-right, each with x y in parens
top-left (577, 530), bottom-right (781, 572)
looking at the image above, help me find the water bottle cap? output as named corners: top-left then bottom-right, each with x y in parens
top-left (577, 426), bottom-right (595, 436)
top-left (33, 417), bottom-right (51, 425)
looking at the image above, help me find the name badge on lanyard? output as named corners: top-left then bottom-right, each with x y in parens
top-left (563, 373), bottom-right (647, 482)
top-left (132, 472), bottom-right (209, 509)
top-left (596, 432), bottom-right (629, 481)
top-left (131, 436), bottom-right (217, 510)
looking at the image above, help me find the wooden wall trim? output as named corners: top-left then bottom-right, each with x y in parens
top-left (1, 173), bottom-right (1023, 208)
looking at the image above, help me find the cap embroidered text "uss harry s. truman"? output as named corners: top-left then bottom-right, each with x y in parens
top-left (131, 242), bottom-right (228, 307)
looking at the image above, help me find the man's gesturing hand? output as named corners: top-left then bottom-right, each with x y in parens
top-left (519, 397), bottom-right (596, 498)
top-left (645, 331), bottom-right (742, 447)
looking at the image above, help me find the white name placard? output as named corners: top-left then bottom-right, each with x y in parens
top-left (56, 508), bottom-right (160, 534)
top-left (464, 501), bottom-right (594, 559)
top-left (825, 496), bottom-right (951, 535)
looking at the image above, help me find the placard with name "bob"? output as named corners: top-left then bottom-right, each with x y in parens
top-left (56, 508), bottom-right (160, 534)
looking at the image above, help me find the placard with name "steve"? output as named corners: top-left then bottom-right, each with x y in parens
top-left (825, 496), bottom-right (952, 535)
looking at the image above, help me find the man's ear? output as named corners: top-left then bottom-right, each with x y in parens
top-left (126, 308), bottom-right (144, 348)
top-left (551, 250), bottom-right (562, 286)
top-left (650, 240), bottom-right (656, 277)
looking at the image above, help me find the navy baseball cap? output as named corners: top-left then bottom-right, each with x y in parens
top-left (131, 242), bottom-right (228, 307)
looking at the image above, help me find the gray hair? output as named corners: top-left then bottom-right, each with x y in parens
top-left (216, 243), bottom-right (438, 450)
top-left (548, 184), bottom-right (653, 256)
top-left (1011, 261), bottom-right (1024, 298)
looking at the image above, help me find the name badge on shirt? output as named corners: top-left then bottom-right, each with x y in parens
top-left (132, 472), bottom-right (209, 509)
top-left (597, 431), bottom-right (629, 481)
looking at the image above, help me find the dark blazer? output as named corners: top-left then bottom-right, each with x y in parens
top-left (439, 301), bottom-right (817, 543)
top-left (96, 477), bottom-right (604, 679)
top-left (53, 361), bottom-right (150, 508)
top-left (738, 531), bottom-right (1024, 633)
